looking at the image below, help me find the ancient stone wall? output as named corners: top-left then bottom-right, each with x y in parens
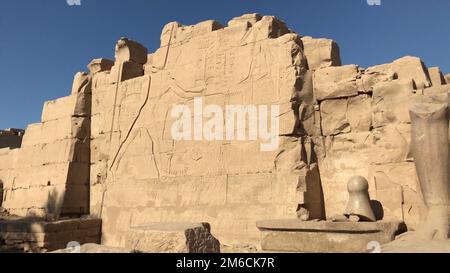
top-left (0, 218), bottom-right (101, 252)
top-left (0, 13), bottom-right (448, 248)
top-left (314, 56), bottom-right (450, 230)
top-left (0, 71), bottom-right (91, 217)
top-left (89, 15), bottom-right (321, 246)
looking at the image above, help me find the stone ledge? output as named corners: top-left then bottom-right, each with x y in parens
top-left (257, 219), bottom-right (406, 253)
top-left (0, 217), bottom-right (101, 253)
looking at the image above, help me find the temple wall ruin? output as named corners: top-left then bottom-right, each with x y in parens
top-left (89, 15), bottom-right (318, 246)
top-left (0, 72), bottom-right (91, 217)
top-left (1, 14), bottom-right (449, 247)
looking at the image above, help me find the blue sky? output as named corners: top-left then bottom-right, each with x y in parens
top-left (0, 0), bottom-right (449, 129)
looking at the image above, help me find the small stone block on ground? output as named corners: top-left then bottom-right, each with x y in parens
top-left (124, 222), bottom-right (221, 253)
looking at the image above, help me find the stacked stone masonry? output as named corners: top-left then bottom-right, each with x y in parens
top-left (0, 218), bottom-right (101, 252)
top-left (0, 14), bottom-right (449, 248)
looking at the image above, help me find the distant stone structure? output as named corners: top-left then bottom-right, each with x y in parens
top-left (0, 13), bottom-right (449, 252)
top-left (0, 129), bottom-right (24, 149)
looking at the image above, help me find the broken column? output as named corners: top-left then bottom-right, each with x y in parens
top-left (410, 102), bottom-right (450, 240)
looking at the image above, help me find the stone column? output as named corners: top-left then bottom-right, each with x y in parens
top-left (410, 102), bottom-right (450, 240)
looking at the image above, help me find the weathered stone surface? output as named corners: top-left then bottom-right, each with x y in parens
top-left (71, 72), bottom-right (90, 95)
top-left (52, 243), bottom-right (132, 253)
top-left (109, 61), bottom-right (144, 83)
top-left (1, 14), bottom-right (448, 251)
top-left (122, 223), bottom-right (220, 253)
top-left (257, 220), bottom-right (406, 253)
top-left (359, 64), bottom-right (397, 92)
top-left (320, 95), bottom-right (371, 136)
top-left (160, 20), bottom-right (224, 48)
top-left (87, 58), bottom-right (114, 74)
top-left (372, 79), bottom-right (416, 127)
top-left (369, 162), bottom-right (421, 229)
top-left (228, 13), bottom-right (262, 27)
top-left (314, 65), bottom-right (361, 101)
top-left (381, 232), bottom-right (450, 253)
top-left (410, 102), bottom-right (450, 240)
top-left (428, 67), bottom-right (446, 86)
top-left (391, 56), bottom-right (431, 89)
top-left (301, 36), bottom-right (341, 71)
top-left (362, 56), bottom-right (431, 90)
top-left (115, 37), bottom-right (148, 64)
top-left (88, 16), bottom-right (312, 247)
top-left (0, 70), bottom-right (92, 217)
top-left (0, 217), bottom-right (101, 253)
top-left (445, 73), bottom-right (450, 84)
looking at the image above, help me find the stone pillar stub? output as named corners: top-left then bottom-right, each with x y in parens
top-left (410, 102), bottom-right (450, 240)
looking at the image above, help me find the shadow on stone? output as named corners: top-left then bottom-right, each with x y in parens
top-left (370, 200), bottom-right (384, 221)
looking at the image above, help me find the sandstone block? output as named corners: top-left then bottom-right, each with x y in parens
top-left (445, 73), bottom-right (450, 84)
top-left (320, 99), bottom-right (350, 136)
top-left (369, 162), bottom-right (420, 225)
top-left (370, 124), bottom-right (411, 164)
top-left (71, 72), bottom-right (90, 95)
top-left (427, 67), bottom-right (446, 86)
top-left (301, 36), bottom-right (341, 70)
top-left (360, 64), bottom-right (397, 92)
top-left (160, 20), bottom-right (224, 48)
top-left (314, 65), bottom-right (361, 101)
top-left (115, 37), bottom-right (148, 64)
top-left (372, 79), bottom-right (416, 127)
top-left (87, 58), bottom-right (114, 74)
top-left (228, 13), bottom-right (262, 27)
top-left (391, 56), bottom-right (431, 89)
top-left (227, 174), bottom-right (273, 205)
top-left (109, 61), bottom-right (144, 83)
top-left (257, 220), bottom-right (406, 253)
top-left (421, 84), bottom-right (450, 97)
top-left (0, 218), bottom-right (101, 252)
top-left (320, 95), bottom-right (371, 136)
top-left (124, 223), bottom-right (220, 253)
top-left (41, 93), bottom-right (90, 122)
top-left (252, 15), bottom-right (289, 40)
top-left (91, 71), bottom-right (111, 89)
